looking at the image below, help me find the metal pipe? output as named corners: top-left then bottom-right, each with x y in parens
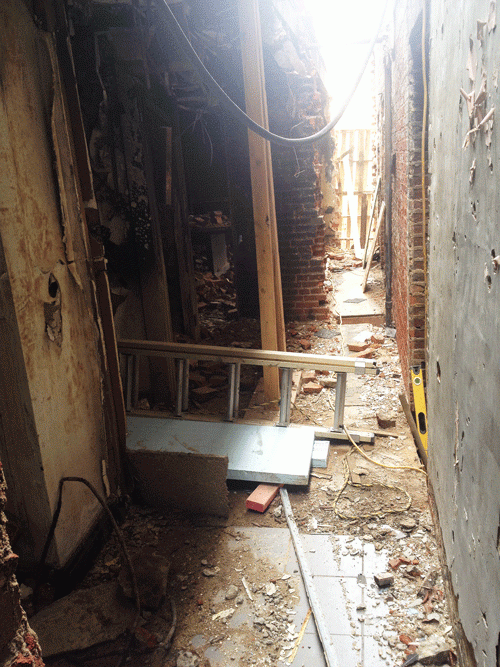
top-left (280, 489), bottom-right (340, 667)
top-left (126, 355), bottom-right (133, 412)
top-left (182, 358), bottom-right (190, 412)
top-left (132, 355), bottom-right (140, 409)
top-left (227, 363), bottom-right (236, 421)
top-left (333, 372), bottom-right (347, 430)
top-left (278, 368), bottom-right (292, 426)
top-left (176, 359), bottom-right (184, 417)
top-left (233, 363), bottom-right (241, 419)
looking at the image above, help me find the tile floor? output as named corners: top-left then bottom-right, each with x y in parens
top-left (194, 527), bottom-right (393, 667)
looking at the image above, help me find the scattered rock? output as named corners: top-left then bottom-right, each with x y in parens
top-left (423, 612), bottom-right (441, 623)
top-left (202, 567), bottom-right (220, 577)
top-left (400, 517), bottom-right (418, 531)
top-left (299, 339), bottom-right (312, 350)
top-left (177, 650), bottom-right (200, 667)
top-left (265, 582), bottom-right (277, 596)
top-left (212, 608), bottom-right (235, 621)
top-left (315, 328), bottom-right (338, 339)
top-left (417, 636), bottom-right (455, 664)
top-left (376, 412), bottom-right (397, 429)
top-left (272, 505), bottom-right (282, 519)
top-left (371, 333), bottom-right (385, 344)
top-left (225, 584), bottom-right (239, 600)
top-left (374, 572), bottom-right (394, 588)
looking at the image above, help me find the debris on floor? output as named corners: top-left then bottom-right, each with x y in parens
top-left (35, 255), bottom-right (456, 667)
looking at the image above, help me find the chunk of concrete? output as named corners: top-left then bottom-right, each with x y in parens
top-left (30, 581), bottom-right (136, 657)
top-left (418, 635), bottom-right (455, 664)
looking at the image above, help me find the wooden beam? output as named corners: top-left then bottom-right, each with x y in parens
top-left (238, 0), bottom-right (285, 400)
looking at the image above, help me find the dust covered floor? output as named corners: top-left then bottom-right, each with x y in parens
top-left (32, 256), bottom-right (457, 667)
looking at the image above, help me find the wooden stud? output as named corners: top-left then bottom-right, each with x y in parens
top-left (238, 0), bottom-right (285, 400)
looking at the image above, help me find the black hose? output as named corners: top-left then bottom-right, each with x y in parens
top-left (153, 0), bottom-right (389, 147)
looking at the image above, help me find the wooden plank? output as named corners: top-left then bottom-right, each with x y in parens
top-left (117, 339), bottom-right (379, 375)
top-left (238, 0), bottom-right (283, 400)
top-left (362, 176), bottom-right (381, 268)
top-left (137, 103), bottom-right (177, 400)
top-left (171, 111), bottom-right (200, 340)
top-left (362, 201), bottom-right (386, 292)
top-left (342, 156), bottom-right (362, 259)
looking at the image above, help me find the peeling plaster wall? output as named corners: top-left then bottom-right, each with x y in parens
top-left (0, 0), bottom-right (106, 567)
top-left (428, 1), bottom-right (500, 664)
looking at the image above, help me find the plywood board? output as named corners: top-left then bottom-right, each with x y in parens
top-left (126, 416), bottom-right (315, 485)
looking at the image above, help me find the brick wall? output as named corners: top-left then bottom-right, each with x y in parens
top-left (271, 74), bottom-right (329, 321)
top-left (0, 462), bottom-right (44, 667)
top-left (389, 0), bottom-right (427, 397)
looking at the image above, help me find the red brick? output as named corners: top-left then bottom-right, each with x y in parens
top-left (246, 484), bottom-right (283, 512)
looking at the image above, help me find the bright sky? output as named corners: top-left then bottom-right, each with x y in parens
top-left (307, 0), bottom-right (391, 128)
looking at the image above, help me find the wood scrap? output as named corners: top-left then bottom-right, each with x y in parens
top-left (362, 201), bottom-right (386, 292)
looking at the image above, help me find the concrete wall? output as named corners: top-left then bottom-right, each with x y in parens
top-left (428, 0), bottom-right (500, 664)
top-left (0, 0), bottom-right (107, 568)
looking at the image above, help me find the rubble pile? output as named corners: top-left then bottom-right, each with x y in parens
top-left (189, 212), bottom-right (231, 230)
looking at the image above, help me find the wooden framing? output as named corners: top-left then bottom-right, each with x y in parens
top-left (238, 0), bottom-right (285, 400)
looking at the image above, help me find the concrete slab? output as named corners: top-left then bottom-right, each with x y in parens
top-left (335, 268), bottom-right (384, 325)
top-left (30, 581), bottom-right (136, 657)
top-left (126, 417), bottom-right (315, 485)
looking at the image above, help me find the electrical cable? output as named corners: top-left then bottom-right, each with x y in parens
top-left (36, 477), bottom-right (141, 667)
top-left (343, 425), bottom-right (427, 475)
top-left (154, 0), bottom-right (389, 147)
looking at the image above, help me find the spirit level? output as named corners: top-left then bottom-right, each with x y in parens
top-left (411, 365), bottom-right (428, 454)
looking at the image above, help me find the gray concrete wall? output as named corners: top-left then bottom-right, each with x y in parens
top-left (428, 1), bottom-right (500, 664)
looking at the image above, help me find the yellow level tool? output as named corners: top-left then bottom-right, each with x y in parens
top-left (411, 365), bottom-right (428, 453)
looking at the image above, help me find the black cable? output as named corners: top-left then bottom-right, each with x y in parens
top-left (36, 477), bottom-right (141, 667)
top-left (153, 0), bottom-right (389, 147)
